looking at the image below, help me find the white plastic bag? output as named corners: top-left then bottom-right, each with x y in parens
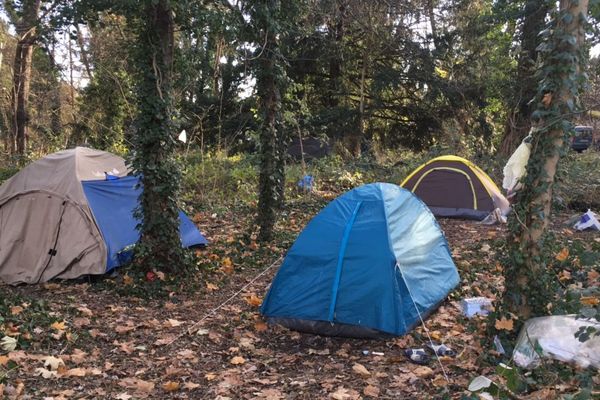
top-left (512, 315), bottom-right (600, 369)
top-left (503, 139), bottom-right (531, 195)
top-left (573, 209), bottom-right (600, 231)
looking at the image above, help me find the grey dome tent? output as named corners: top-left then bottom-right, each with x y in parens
top-left (0, 147), bottom-right (206, 285)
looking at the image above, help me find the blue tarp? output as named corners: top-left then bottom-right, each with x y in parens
top-left (82, 175), bottom-right (207, 271)
top-left (260, 182), bottom-right (459, 337)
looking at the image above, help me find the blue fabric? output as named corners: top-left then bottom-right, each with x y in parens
top-left (298, 175), bottom-right (314, 192)
top-left (328, 201), bottom-right (362, 321)
top-left (82, 175), bottom-right (208, 271)
top-left (261, 182), bottom-right (459, 336)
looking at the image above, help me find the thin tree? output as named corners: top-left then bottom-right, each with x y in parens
top-left (130, 0), bottom-right (186, 272)
top-left (499, 0), bottom-right (549, 156)
top-left (504, 0), bottom-right (589, 320)
top-left (252, 0), bottom-right (285, 242)
top-left (5, 0), bottom-right (42, 154)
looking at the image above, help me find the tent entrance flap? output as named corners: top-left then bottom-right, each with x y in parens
top-left (413, 167), bottom-right (478, 210)
top-left (328, 201), bottom-right (362, 321)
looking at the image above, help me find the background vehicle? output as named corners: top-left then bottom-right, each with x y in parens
top-left (571, 125), bottom-right (594, 152)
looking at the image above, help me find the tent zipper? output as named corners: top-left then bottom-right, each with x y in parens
top-left (328, 201), bottom-right (362, 322)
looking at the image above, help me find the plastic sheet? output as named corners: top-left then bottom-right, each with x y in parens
top-left (512, 315), bottom-right (600, 369)
top-left (503, 139), bottom-right (531, 195)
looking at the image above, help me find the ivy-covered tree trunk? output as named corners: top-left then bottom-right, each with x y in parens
top-left (131, 0), bottom-right (185, 272)
top-left (10, 0), bottom-right (42, 155)
top-left (498, 0), bottom-right (549, 157)
top-left (504, 0), bottom-right (588, 319)
top-left (256, 0), bottom-right (284, 242)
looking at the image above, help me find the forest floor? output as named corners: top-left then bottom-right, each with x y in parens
top-left (1, 191), bottom-right (599, 399)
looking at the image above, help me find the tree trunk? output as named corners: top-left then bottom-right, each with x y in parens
top-left (347, 49), bottom-right (368, 158)
top-left (427, 0), bottom-right (438, 49)
top-left (327, 0), bottom-right (345, 109)
top-left (76, 25), bottom-right (93, 80)
top-left (504, 0), bottom-right (589, 320)
top-left (257, 0), bottom-right (283, 242)
top-left (10, 0), bottom-right (42, 155)
top-left (498, 0), bottom-right (549, 156)
top-left (132, 0), bottom-right (184, 272)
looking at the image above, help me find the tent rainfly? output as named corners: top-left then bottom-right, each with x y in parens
top-left (401, 155), bottom-right (510, 220)
top-left (0, 147), bottom-right (207, 285)
top-left (260, 183), bottom-right (459, 338)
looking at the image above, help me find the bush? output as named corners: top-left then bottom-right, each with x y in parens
top-left (555, 150), bottom-right (600, 211)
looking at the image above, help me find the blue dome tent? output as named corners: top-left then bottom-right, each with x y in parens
top-left (260, 183), bottom-right (459, 338)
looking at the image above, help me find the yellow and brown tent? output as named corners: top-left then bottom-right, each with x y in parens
top-left (400, 155), bottom-right (510, 220)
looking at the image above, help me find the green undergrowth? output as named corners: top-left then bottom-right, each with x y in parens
top-left (0, 293), bottom-right (62, 364)
top-left (556, 150), bottom-right (600, 211)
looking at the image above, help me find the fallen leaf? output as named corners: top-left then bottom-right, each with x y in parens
top-left (77, 306), bottom-right (93, 316)
top-left (162, 381), bottom-right (180, 392)
top-left (555, 248), bottom-right (569, 262)
top-left (413, 366), bottom-right (434, 378)
top-left (166, 319), bottom-right (183, 328)
top-left (115, 393), bottom-right (133, 400)
top-left (221, 257), bottom-right (234, 274)
top-left (230, 356), bottom-right (246, 365)
top-left (35, 367), bottom-right (58, 379)
top-left (206, 282), bottom-right (219, 291)
top-left (10, 306), bottom-right (23, 315)
top-left (123, 274), bottom-right (134, 285)
top-left (254, 321), bottom-right (268, 332)
top-left (0, 336), bottom-right (17, 352)
top-left (495, 317), bottom-right (514, 331)
top-left (559, 270), bottom-right (572, 281)
top-left (0, 355), bottom-right (9, 366)
top-left (64, 367), bottom-right (87, 377)
top-left (205, 372), bottom-right (217, 381)
top-left (330, 386), bottom-right (359, 400)
top-left (51, 321), bottom-right (66, 331)
top-left (73, 317), bottom-right (91, 328)
top-left (69, 349), bottom-right (88, 364)
top-left (363, 385), bottom-right (380, 397)
top-left (588, 270), bottom-right (600, 286)
top-left (115, 324), bottom-right (136, 334)
top-left (259, 388), bottom-right (284, 399)
top-left (183, 381), bottom-right (201, 390)
top-left (352, 363), bottom-right (370, 377)
top-left (580, 296), bottom-right (600, 306)
top-left (44, 356), bottom-right (65, 371)
top-left (119, 377), bottom-right (155, 394)
top-left (244, 294), bottom-right (262, 307)
top-left (432, 375), bottom-right (448, 387)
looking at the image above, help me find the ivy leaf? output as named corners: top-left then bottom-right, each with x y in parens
top-left (580, 307), bottom-right (597, 318)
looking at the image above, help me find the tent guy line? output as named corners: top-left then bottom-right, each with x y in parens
top-left (397, 262), bottom-right (450, 382)
top-left (165, 254), bottom-right (284, 347)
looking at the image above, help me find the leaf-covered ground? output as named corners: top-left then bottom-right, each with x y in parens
top-left (1, 194), bottom-right (599, 399)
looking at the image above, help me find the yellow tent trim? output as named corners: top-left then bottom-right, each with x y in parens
top-left (412, 167), bottom-right (478, 210)
top-left (400, 155), bottom-right (502, 196)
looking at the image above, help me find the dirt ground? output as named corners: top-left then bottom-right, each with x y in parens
top-left (0, 203), bottom-right (597, 399)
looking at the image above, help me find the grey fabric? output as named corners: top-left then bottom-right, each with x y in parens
top-left (428, 206), bottom-right (490, 221)
top-left (0, 147), bottom-right (129, 284)
top-left (267, 318), bottom-right (396, 339)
